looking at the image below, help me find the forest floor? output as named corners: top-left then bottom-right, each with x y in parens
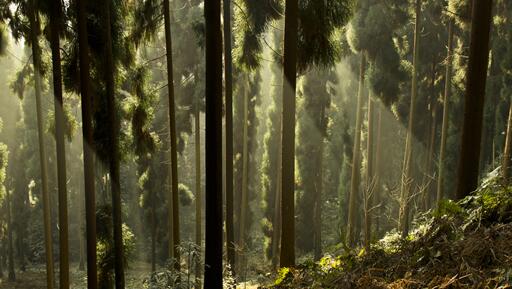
top-left (0, 261), bottom-right (152, 289)
top-left (261, 175), bottom-right (512, 289)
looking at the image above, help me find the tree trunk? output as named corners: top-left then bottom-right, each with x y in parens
top-left (503, 102), bottom-right (512, 180)
top-left (150, 180), bottom-right (156, 273)
top-left (49, 0), bottom-right (70, 286)
top-left (346, 52), bottom-right (366, 247)
top-left (223, 0), bottom-right (236, 276)
top-left (28, 3), bottom-right (54, 288)
top-left (436, 20), bottom-right (454, 206)
top-left (77, 0), bottom-right (98, 287)
top-left (79, 177), bottom-right (85, 271)
top-left (314, 108), bottom-right (325, 261)
top-left (204, 0), bottom-right (223, 286)
top-left (272, 114), bottom-right (283, 269)
top-left (374, 105), bottom-right (383, 237)
top-left (194, 104), bottom-right (202, 287)
top-left (238, 81), bottom-right (249, 274)
top-left (280, 0), bottom-right (298, 268)
top-left (456, 0), bottom-right (493, 200)
top-left (399, 0), bottom-right (420, 238)
top-left (6, 189), bottom-right (15, 281)
top-left (103, 1), bottom-right (125, 287)
top-left (163, 0), bottom-right (181, 268)
top-left (364, 92), bottom-right (374, 249)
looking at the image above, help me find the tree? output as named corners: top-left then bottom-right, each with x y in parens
top-left (163, 0), bottom-right (181, 267)
top-left (102, 0), bottom-right (125, 287)
top-left (76, 0), bottom-right (98, 287)
top-left (204, 0), bottom-right (223, 286)
top-left (346, 53), bottom-right (366, 247)
top-left (399, 0), bottom-right (421, 237)
top-left (280, 0), bottom-right (299, 268)
top-left (455, 0), bottom-right (493, 200)
top-left (436, 19), bottom-right (454, 205)
top-left (223, 0), bottom-right (235, 275)
top-left (27, 1), bottom-right (55, 287)
top-left (48, 0), bottom-right (69, 286)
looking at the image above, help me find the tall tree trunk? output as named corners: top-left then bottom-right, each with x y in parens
top-left (238, 82), bottom-right (249, 274)
top-left (103, 1), bottom-right (125, 287)
top-left (204, 0), bottom-right (223, 286)
top-left (6, 189), bottom-right (15, 281)
top-left (399, 0), bottom-right (421, 238)
top-left (163, 0), bottom-right (181, 268)
top-left (314, 108), bottom-right (325, 261)
top-left (346, 52), bottom-right (366, 247)
top-left (77, 0), bottom-right (98, 287)
top-left (28, 3), bottom-right (54, 288)
top-left (280, 0), bottom-right (298, 268)
top-left (150, 180), bottom-right (156, 273)
top-left (374, 105), bottom-right (383, 237)
top-left (194, 104), bottom-right (202, 287)
top-left (503, 102), bottom-right (512, 180)
top-left (272, 114), bottom-right (283, 269)
top-left (79, 177), bottom-right (85, 271)
top-left (223, 0), bottom-right (236, 276)
top-left (422, 59), bottom-right (437, 210)
top-left (364, 92), bottom-right (374, 249)
top-left (456, 0), bottom-right (493, 200)
top-left (49, 0), bottom-right (69, 286)
top-left (436, 20), bottom-right (454, 206)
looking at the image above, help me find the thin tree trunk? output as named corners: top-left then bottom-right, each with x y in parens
top-left (6, 189), bottom-right (15, 281)
top-left (436, 20), bottom-right (454, 206)
top-left (272, 115), bottom-right (282, 269)
top-left (28, 3), bottom-right (54, 288)
top-left (223, 0), bottom-right (236, 276)
top-left (204, 0), bottom-right (223, 286)
top-left (374, 105), bottom-right (383, 237)
top-left (314, 108), bottom-right (325, 260)
top-left (238, 82), bottom-right (249, 274)
top-left (150, 180), bottom-right (156, 272)
top-left (364, 92), bottom-right (374, 249)
top-left (49, 0), bottom-right (70, 286)
top-left (79, 177), bottom-right (85, 271)
top-left (503, 102), bottom-right (512, 180)
top-left (456, 0), bottom-right (493, 200)
top-left (163, 0), bottom-right (181, 268)
top-left (77, 0), bottom-right (98, 287)
top-left (103, 1), bottom-right (125, 287)
top-left (346, 52), bottom-right (366, 247)
top-left (399, 0), bottom-right (421, 238)
top-left (424, 101), bottom-right (437, 209)
top-left (194, 104), bottom-right (202, 287)
top-left (280, 0), bottom-right (298, 268)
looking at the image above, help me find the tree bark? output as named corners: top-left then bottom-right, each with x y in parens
top-left (280, 0), bottom-right (298, 268)
top-left (163, 0), bottom-right (181, 268)
top-left (364, 92), bottom-right (374, 249)
top-left (77, 0), bottom-right (98, 287)
top-left (238, 81), bottom-right (249, 274)
top-left (436, 20), bottom-right (454, 206)
top-left (456, 0), bottom-right (493, 199)
top-left (399, 0), bottom-right (420, 238)
top-left (314, 108), bottom-right (325, 260)
top-left (28, 3), bottom-right (54, 288)
top-left (194, 103), bottom-right (202, 287)
top-left (346, 52), bottom-right (366, 247)
top-left (204, 0), bottom-right (223, 286)
top-left (503, 102), bottom-right (512, 180)
top-left (103, 1), bottom-right (125, 287)
top-left (223, 0), bottom-right (236, 276)
top-left (49, 0), bottom-right (69, 286)
top-left (272, 114), bottom-right (283, 269)
top-left (374, 105), bottom-right (383, 237)
top-left (7, 189), bottom-right (15, 281)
